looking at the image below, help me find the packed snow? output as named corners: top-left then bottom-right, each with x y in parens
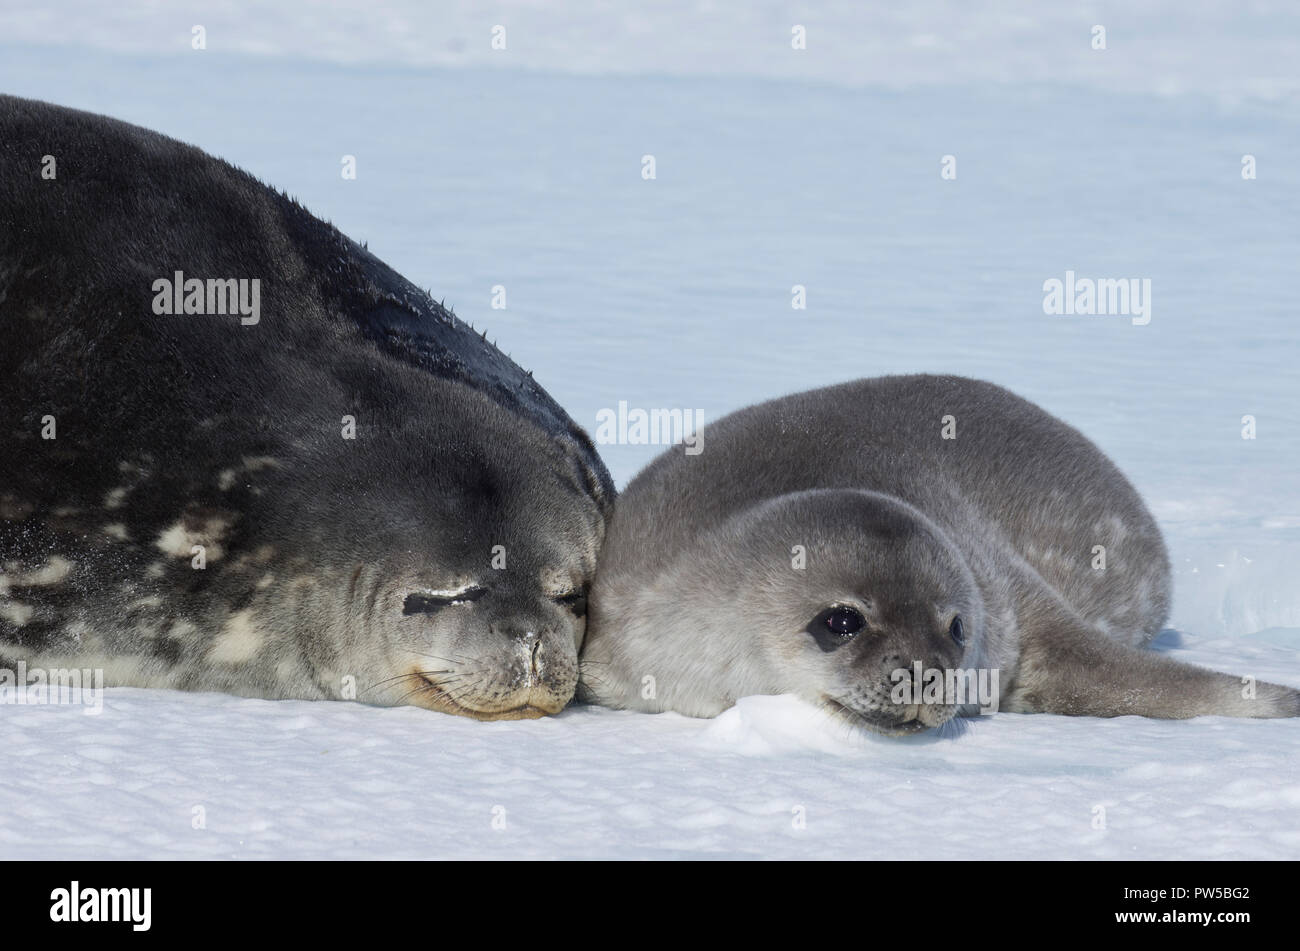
top-left (1, 2), bottom-right (1297, 859)
top-left (3, 633), bottom-right (1298, 860)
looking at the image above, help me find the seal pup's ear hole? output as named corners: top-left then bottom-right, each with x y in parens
top-left (807, 605), bottom-right (865, 653)
top-left (949, 615), bottom-right (965, 646)
top-left (403, 587), bottom-right (488, 615)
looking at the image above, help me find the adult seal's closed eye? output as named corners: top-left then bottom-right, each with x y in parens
top-left (578, 374), bottom-right (1300, 734)
top-left (0, 95), bottom-right (613, 718)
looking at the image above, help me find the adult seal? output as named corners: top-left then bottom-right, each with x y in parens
top-left (0, 96), bottom-right (613, 719)
top-left (579, 375), bottom-right (1299, 734)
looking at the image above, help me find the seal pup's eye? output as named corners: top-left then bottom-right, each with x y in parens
top-left (555, 591), bottom-right (588, 617)
top-left (807, 605), bottom-right (865, 652)
top-left (403, 587), bottom-right (487, 615)
top-left (949, 615), bottom-right (965, 646)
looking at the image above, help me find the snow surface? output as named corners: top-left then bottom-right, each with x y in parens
top-left (3, 635), bottom-right (1298, 860)
top-left (1, 3), bottom-right (1298, 859)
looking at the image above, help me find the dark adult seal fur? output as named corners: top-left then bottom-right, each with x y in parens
top-left (0, 95), bottom-right (612, 718)
top-left (579, 375), bottom-right (1299, 734)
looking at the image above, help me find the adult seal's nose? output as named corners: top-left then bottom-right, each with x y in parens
top-left (512, 628), bottom-right (543, 675)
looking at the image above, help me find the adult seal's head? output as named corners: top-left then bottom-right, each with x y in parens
top-left (238, 381), bottom-right (609, 719)
top-left (0, 95), bottom-right (613, 719)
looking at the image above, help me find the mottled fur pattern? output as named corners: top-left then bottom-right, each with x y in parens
top-left (0, 96), bottom-right (612, 718)
top-left (579, 375), bottom-right (1300, 733)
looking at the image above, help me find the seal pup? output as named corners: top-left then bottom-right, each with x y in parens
top-left (579, 375), bottom-right (1299, 734)
top-left (0, 95), bottom-right (613, 719)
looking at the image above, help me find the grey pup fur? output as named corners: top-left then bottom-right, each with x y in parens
top-left (579, 375), bottom-right (1299, 734)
